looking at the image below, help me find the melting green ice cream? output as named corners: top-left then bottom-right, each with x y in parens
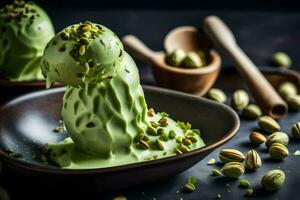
top-left (41, 21), bottom-right (205, 169)
top-left (0, 0), bottom-right (55, 81)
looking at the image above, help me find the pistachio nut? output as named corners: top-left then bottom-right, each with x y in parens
top-left (272, 52), bottom-right (292, 68)
top-left (244, 188), bottom-right (255, 197)
top-left (266, 132), bottom-right (289, 148)
top-left (287, 95), bottom-right (300, 110)
top-left (242, 104), bottom-right (262, 118)
top-left (182, 52), bottom-right (203, 68)
top-left (211, 169), bottom-right (222, 176)
top-left (219, 148), bottom-right (245, 164)
top-left (261, 169), bottom-right (285, 191)
top-left (278, 82), bottom-right (297, 100)
top-left (231, 89), bottom-right (249, 110)
top-left (245, 150), bottom-right (262, 170)
top-left (166, 49), bottom-right (186, 67)
top-left (207, 88), bottom-right (227, 104)
top-left (221, 162), bottom-right (245, 178)
top-left (291, 122), bottom-right (300, 139)
top-left (239, 179), bottom-right (250, 188)
top-left (249, 131), bottom-right (266, 144)
top-left (258, 116), bottom-right (280, 133)
top-left (269, 143), bottom-right (289, 160)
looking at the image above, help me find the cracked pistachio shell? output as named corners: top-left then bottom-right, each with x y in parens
top-left (287, 95), bottom-right (300, 110)
top-left (269, 143), bottom-right (289, 160)
top-left (231, 89), bottom-right (249, 110)
top-left (292, 122), bottom-right (300, 139)
top-left (207, 88), bottom-right (227, 104)
top-left (243, 104), bottom-right (262, 119)
top-left (182, 52), bottom-right (203, 68)
top-left (258, 116), bottom-right (280, 133)
top-left (249, 131), bottom-right (266, 144)
top-left (219, 148), bottom-right (245, 164)
top-left (221, 162), bottom-right (245, 178)
top-left (245, 150), bottom-right (262, 170)
top-left (261, 169), bottom-right (285, 191)
top-left (166, 49), bottom-right (186, 67)
top-left (266, 132), bottom-right (289, 148)
top-left (278, 82), bottom-right (297, 100)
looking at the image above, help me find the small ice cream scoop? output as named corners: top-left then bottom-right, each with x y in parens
top-left (0, 0), bottom-right (55, 81)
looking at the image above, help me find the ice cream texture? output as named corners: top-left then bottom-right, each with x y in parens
top-left (0, 0), bottom-right (55, 81)
top-left (42, 21), bottom-right (205, 169)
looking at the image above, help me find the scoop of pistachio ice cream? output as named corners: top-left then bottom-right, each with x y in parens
top-left (0, 0), bottom-right (55, 81)
top-left (42, 21), bottom-right (148, 157)
top-left (42, 21), bottom-right (205, 168)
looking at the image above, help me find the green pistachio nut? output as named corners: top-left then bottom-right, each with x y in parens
top-left (219, 148), bottom-right (245, 164)
top-left (231, 89), bottom-right (249, 110)
top-left (291, 122), bottom-right (300, 139)
top-left (239, 179), bottom-right (250, 188)
top-left (249, 131), bottom-right (266, 144)
top-left (269, 143), bottom-right (289, 160)
top-left (278, 82), bottom-right (297, 100)
top-left (166, 49), bottom-right (186, 67)
top-left (197, 50), bottom-right (207, 66)
top-left (245, 150), bottom-right (262, 170)
top-left (242, 104), bottom-right (262, 119)
top-left (211, 168), bottom-right (222, 176)
top-left (207, 88), bottom-right (227, 104)
top-left (266, 132), bottom-right (289, 148)
top-left (182, 52), bottom-right (203, 68)
top-left (261, 169), bottom-right (285, 191)
top-left (258, 116), bottom-right (280, 133)
top-left (287, 95), bottom-right (300, 110)
top-left (221, 162), bottom-right (245, 178)
top-left (272, 52), bottom-right (292, 68)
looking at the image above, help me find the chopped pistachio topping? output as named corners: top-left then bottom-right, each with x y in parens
top-left (156, 139), bottom-right (165, 150)
top-left (147, 108), bottom-right (155, 117)
top-left (169, 130), bottom-right (176, 139)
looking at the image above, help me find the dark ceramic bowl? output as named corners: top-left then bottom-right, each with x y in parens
top-left (0, 85), bottom-right (239, 192)
top-left (0, 79), bottom-right (61, 105)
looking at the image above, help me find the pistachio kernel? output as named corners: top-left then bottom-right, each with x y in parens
top-left (243, 104), bottom-right (262, 119)
top-left (147, 108), bottom-right (155, 117)
top-left (244, 188), bottom-right (255, 197)
top-left (168, 130), bottom-right (176, 139)
top-left (79, 45), bottom-right (86, 55)
top-left (182, 138), bottom-right (192, 146)
top-left (287, 95), bottom-right (300, 110)
top-left (156, 139), bottom-right (164, 150)
top-left (179, 145), bottom-right (189, 153)
top-left (266, 132), bottom-right (289, 148)
top-left (147, 125), bottom-right (157, 136)
top-left (175, 148), bottom-right (183, 155)
top-left (184, 183), bottom-right (195, 192)
top-left (239, 179), bottom-right (250, 188)
top-left (207, 88), bottom-right (227, 104)
top-left (211, 169), bottom-right (222, 176)
top-left (207, 158), bottom-right (216, 165)
top-left (150, 121), bottom-right (159, 128)
top-left (158, 117), bottom-right (168, 127)
top-left (138, 140), bottom-right (149, 149)
top-left (134, 133), bottom-right (144, 142)
top-left (231, 89), bottom-right (249, 110)
top-left (221, 162), bottom-right (245, 178)
top-left (278, 81), bottom-right (297, 100)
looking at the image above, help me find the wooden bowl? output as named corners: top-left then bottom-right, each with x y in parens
top-left (123, 34), bottom-right (221, 96)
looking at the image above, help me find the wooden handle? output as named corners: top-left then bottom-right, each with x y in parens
top-left (203, 15), bottom-right (287, 119)
top-left (122, 35), bottom-right (156, 64)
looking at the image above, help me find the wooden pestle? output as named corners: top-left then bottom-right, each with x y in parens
top-left (203, 15), bottom-right (287, 119)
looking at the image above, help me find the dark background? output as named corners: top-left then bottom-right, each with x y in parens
top-left (1, 1), bottom-right (300, 199)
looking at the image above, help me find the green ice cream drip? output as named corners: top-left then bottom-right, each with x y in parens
top-left (42, 21), bottom-right (148, 157)
top-left (0, 0), bottom-right (55, 81)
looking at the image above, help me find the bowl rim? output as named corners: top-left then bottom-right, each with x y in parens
top-left (153, 50), bottom-right (221, 75)
top-left (0, 85), bottom-right (240, 175)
